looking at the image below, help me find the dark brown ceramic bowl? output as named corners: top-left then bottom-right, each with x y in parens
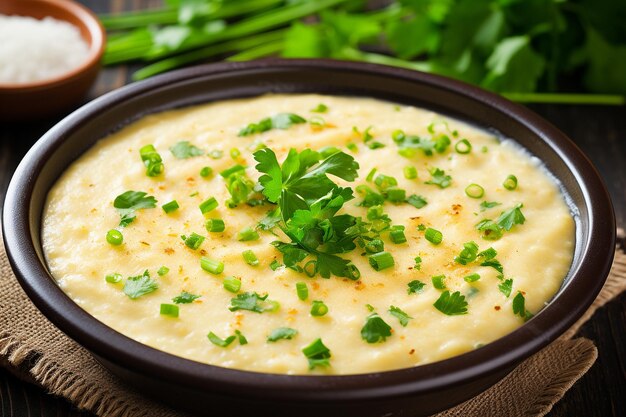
top-left (2, 60), bottom-right (616, 416)
top-left (0, 0), bottom-right (105, 121)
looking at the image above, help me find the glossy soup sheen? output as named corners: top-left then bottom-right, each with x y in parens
top-left (42, 94), bottom-right (574, 375)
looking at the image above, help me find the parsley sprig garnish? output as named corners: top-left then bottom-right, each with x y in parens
top-left (123, 270), bottom-right (158, 299)
top-left (113, 191), bottom-right (157, 227)
top-left (239, 113), bottom-right (306, 136)
top-left (254, 148), bottom-right (365, 279)
top-left (360, 313), bottom-right (393, 343)
top-left (433, 291), bottom-right (468, 315)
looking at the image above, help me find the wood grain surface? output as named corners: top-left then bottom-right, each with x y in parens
top-left (0, 1), bottom-right (624, 415)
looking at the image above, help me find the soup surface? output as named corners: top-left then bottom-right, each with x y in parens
top-left (42, 94), bottom-right (574, 374)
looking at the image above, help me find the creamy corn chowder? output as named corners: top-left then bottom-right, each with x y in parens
top-left (42, 95), bottom-right (574, 374)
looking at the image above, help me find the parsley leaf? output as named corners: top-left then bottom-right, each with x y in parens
top-left (170, 141), bottom-right (204, 159)
top-left (497, 203), bottom-right (526, 231)
top-left (498, 278), bottom-right (513, 298)
top-left (512, 291), bottom-right (532, 320)
top-left (481, 258), bottom-right (504, 273)
top-left (408, 280), bottom-right (426, 294)
top-left (267, 327), bottom-right (298, 342)
top-left (123, 270), bottom-right (158, 299)
top-left (425, 167), bottom-right (452, 188)
top-left (302, 338), bottom-right (331, 370)
top-left (360, 313), bottom-right (393, 343)
top-left (172, 291), bottom-right (201, 304)
top-left (113, 191), bottom-right (157, 227)
top-left (433, 291), bottom-right (468, 315)
top-left (389, 306), bottom-right (412, 327)
top-left (228, 292), bottom-right (278, 313)
top-left (239, 113), bottom-right (306, 136)
top-left (480, 201), bottom-right (501, 212)
top-left (475, 219), bottom-right (504, 241)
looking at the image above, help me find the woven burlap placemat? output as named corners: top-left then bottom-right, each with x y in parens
top-left (1, 229), bottom-right (625, 417)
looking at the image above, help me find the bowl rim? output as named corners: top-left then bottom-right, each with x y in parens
top-left (2, 59), bottom-right (616, 402)
top-left (0, 0), bottom-right (105, 91)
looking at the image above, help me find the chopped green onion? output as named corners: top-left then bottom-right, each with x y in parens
top-left (346, 142), bottom-right (358, 152)
top-left (160, 303), bottom-right (179, 318)
top-left (207, 332), bottom-right (236, 348)
top-left (311, 103), bottom-right (328, 113)
top-left (464, 273), bottom-right (481, 283)
top-left (425, 227), bottom-right (443, 245)
top-left (139, 144), bottom-right (164, 177)
top-left (230, 148), bottom-right (241, 159)
top-left (269, 259), bottom-right (282, 271)
top-left (199, 197), bottom-right (218, 214)
top-left (365, 238), bottom-right (385, 254)
top-left (455, 241), bottom-right (479, 265)
top-left (389, 225), bottom-right (407, 244)
top-left (106, 229), bottom-right (123, 246)
top-left (220, 164), bottom-right (246, 178)
top-left (162, 200), bottom-right (179, 213)
top-left (182, 232), bottom-right (205, 250)
top-left (455, 139), bottom-right (472, 154)
top-left (242, 250), bottom-right (259, 266)
top-left (368, 251), bottom-right (395, 271)
top-left (208, 150), bottom-right (223, 159)
top-left (404, 166), bottom-right (418, 179)
top-left (296, 282), bottom-right (308, 301)
top-left (105, 273), bottom-right (122, 283)
top-left (503, 175), bottom-right (518, 190)
top-left (465, 184), bottom-right (484, 199)
top-left (392, 129), bottom-right (405, 143)
top-left (374, 174), bottom-right (398, 191)
top-left (200, 166), bottom-right (213, 178)
top-left (237, 226), bottom-right (260, 241)
top-left (386, 187), bottom-right (406, 203)
top-left (310, 116), bottom-right (326, 127)
top-left (302, 338), bottom-right (331, 369)
top-left (432, 275), bottom-right (446, 290)
top-left (310, 300), bottom-right (329, 317)
top-left (205, 218), bottom-right (225, 233)
top-left (223, 276), bottom-right (242, 293)
top-left (366, 168), bottom-right (377, 182)
top-left (201, 257), bottom-right (224, 275)
top-left (157, 266), bottom-right (169, 276)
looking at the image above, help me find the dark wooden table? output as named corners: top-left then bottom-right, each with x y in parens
top-left (1, 1), bottom-right (625, 416)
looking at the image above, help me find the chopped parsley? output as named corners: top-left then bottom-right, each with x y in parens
top-left (497, 204), bottom-right (526, 231)
top-left (123, 270), bottom-right (158, 299)
top-left (239, 113), bottom-right (306, 136)
top-left (413, 256), bottom-right (422, 270)
top-left (481, 258), bottom-right (504, 273)
top-left (228, 292), bottom-right (279, 313)
top-left (407, 280), bottom-right (426, 294)
top-left (406, 194), bottom-right (428, 209)
top-left (433, 291), bottom-right (468, 315)
top-left (172, 291), bottom-right (201, 304)
top-left (389, 306), bottom-right (412, 327)
top-left (480, 201), bottom-right (501, 212)
top-left (498, 279), bottom-right (513, 297)
top-left (267, 327), bottom-right (298, 342)
top-left (425, 167), bottom-right (452, 188)
top-left (113, 191), bottom-right (157, 227)
top-left (302, 338), bottom-right (331, 369)
top-left (512, 291), bottom-right (532, 320)
top-left (475, 219), bottom-right (504, 240)
top-left (464, 273), bottom-right (481, 283)
top-left (361, 313), bottom-right (393, 343)
top-left (169, 141), bottom-right (204, 159)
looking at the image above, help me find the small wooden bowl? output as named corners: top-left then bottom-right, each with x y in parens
top-left (0, 0), bottom-right (105, 121)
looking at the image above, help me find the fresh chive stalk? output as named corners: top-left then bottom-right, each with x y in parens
top-left (296, 282), bottom-right (308, 301)
top-left (201, 257), bottom-right (224, 275)
top-left (368, 251), bottom-right (395, 271)
top-left (242, 250), bottom-right (259, 266)
top-left (162, 200), bottom-right (179, 213)
top-left (199, 197), bottom-right (218, 214)
top-left (160, 303), bottom-right (179, 318)
top-left (223, 276), bottom-right (242, 293)
top-left (205, 218), bottom-right (225, 233)
top-left (424, 227), bottom-right (443, 245)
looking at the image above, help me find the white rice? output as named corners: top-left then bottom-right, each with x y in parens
top-left (0, 14), bottom-right (91, 85)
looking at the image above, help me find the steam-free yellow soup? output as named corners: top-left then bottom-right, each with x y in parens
top-left (42, 95), bottom-right (574, 375)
